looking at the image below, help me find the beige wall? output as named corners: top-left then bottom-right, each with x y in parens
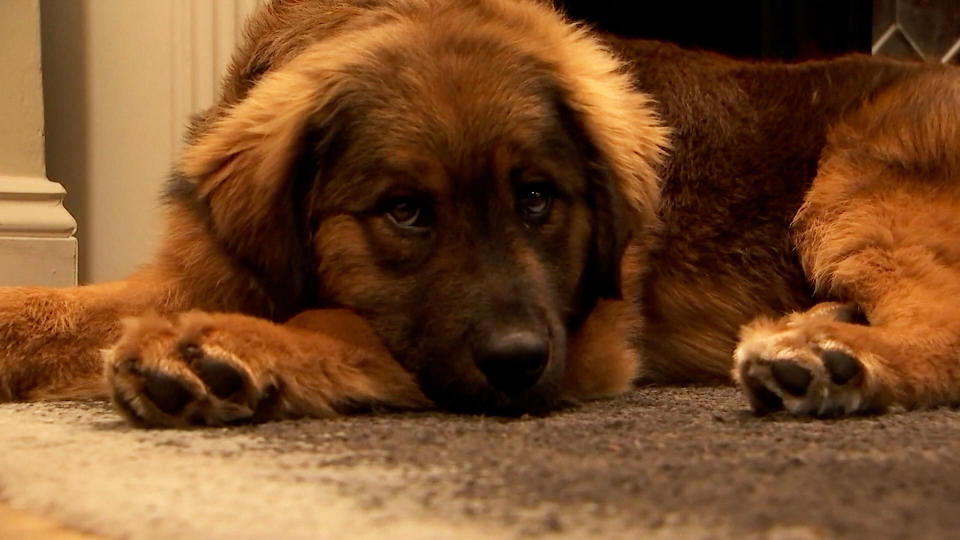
top-left (0, 0), bottom-right (47, 178)
top-left (41, 1), bottom-right (172, 284)
top-left (40, 0), bottom-right (261, 284)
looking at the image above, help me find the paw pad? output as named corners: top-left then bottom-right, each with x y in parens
top-left (822, 349), bottom-right (863, 384)
top-left (743, 375), bottom-right (784, 412)
top-left (770, 361), bottom-right (812, 396)
top-left (182, 344), bottom-right (246, 399)
top-left (109, 335), bottom-right (263, 427)
top-left (736, 335), bottom-right (869, 416)
top-left (142, 372), bottom-right (196, 415)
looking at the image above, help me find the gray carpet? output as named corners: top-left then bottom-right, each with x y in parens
top-left (1, 387), bottom-right (959, 539)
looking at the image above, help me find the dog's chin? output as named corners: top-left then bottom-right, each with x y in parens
top-left (414, 360), bottom-right (570, 416)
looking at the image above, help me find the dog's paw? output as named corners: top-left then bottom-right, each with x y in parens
top-left (733, 302), bottom-right (878, 416)
top-left (105, 313), bottom-right (279, 427)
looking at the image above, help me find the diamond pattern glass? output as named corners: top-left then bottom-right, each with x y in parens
top-left (873, 0), bottom-right (960, 63)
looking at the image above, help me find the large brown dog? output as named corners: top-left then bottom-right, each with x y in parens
top-left (1, 0), bottom-right (958, 426)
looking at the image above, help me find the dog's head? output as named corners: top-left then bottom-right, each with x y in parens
top-left (177, 0), bottom-right (667, 414)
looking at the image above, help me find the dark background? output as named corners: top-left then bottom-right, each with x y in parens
top-left (556, 1), bottom-right (873, 60)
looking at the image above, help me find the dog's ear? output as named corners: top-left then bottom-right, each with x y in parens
top-left (552, 95), bottom-right (632, 302)
top-left (521, 9), bottom-right (670, 300)
top-left (176, 51), bottom-right (351, 317)
top-left (585, 164), bottom-right (630, 300)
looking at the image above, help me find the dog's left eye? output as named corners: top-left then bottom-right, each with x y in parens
top-left (516, 184), bottom-right (554, 222)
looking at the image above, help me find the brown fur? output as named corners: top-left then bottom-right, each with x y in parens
top-left (733, 70), bottom-right (960, 414)
top-left (0, 0), bottom-right (957, 425)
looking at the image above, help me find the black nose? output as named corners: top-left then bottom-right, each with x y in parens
top-left (475, 330), bottom-right (549, 394)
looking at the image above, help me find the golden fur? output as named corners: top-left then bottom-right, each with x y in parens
top-left (0, 0), bottom-right (958, 425)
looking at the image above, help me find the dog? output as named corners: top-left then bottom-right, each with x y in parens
top-left (0, 0), bottom-right (957, 426)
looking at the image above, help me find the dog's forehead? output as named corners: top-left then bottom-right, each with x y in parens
top-left (346, 32), bottom-right (565, 146)
top-left (369, 140), bottom-right (541, 196)
top-left (307, 26), bottom-right (590, 199)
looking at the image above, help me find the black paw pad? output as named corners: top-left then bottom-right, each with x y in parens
top-left (770, 361), bottom-right (812, 396)
top-left (112, 389), bottom-right (141, 421)
top-left (744, 375), bottom-right (784, 413)
top-left (179, 343), bottom-right (204, 361)
top-left (113, 356), bottom-right (141, 375)
top-left (142, 373), bottom-right (195, 415)
top-left (822, 349), bottom-right (862, 385)
top-left (251, 383), bottom-right (282, 422)
top-left (834, 303), bottom-right (869, 326)
top-left (189, 355), bottom-right (246, 399)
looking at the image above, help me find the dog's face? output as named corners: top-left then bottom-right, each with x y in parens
top-left (305, 39), bottom-right (626, 413)
top-left (179, 0), bottom-right (666, 415)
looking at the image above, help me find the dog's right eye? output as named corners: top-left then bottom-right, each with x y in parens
top-left (384, 197), bottom-right (429, 229)
top-left (516, 182), bottom-right (555, 224)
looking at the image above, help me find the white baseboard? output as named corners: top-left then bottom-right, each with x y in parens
top-left (0, 236), bottom-right (77, 287)
top-left (0, 175), bottom-right (78, 286)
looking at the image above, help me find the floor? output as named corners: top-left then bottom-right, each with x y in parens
top-left (1, 386), bottom-right (958, 538)
top-left (0, 505), bottom-right (97, 539)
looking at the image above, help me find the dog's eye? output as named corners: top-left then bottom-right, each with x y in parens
top-left (385, 197), bottom-right (427, 228)
top-left (516, 184), bottom-right (554, 222)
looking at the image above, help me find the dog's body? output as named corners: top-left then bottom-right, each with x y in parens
top-left (1, 0), bottom-right (958, 425)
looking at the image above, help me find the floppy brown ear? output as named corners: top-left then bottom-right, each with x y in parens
top-left (486, 0), bottom-right (669, 300)
top-left (586, 164), bottom-right (630, 300)
top-left (551, 92), bottom-right (629, 302)
top-left (176, 48), bottom-right (353, 317)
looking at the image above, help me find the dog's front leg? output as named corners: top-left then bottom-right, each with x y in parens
top-left (0, 283), bottom-right (134, 401)
top-left (0, 268), bottom-right (195, 402)
top-left (734, 69), bottom-right (960, 416)
top-left (106, 309), bottom-right (431, 427)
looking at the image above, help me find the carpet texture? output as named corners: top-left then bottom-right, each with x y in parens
top-left (1, 387), bottom-right (959, 538)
